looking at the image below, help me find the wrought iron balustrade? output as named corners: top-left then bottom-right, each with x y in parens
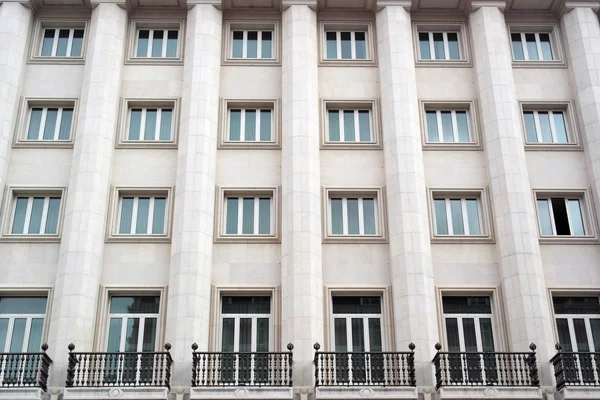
top-left (432, 343), bottom-right (539, 389)
top-left (65, 343), bottom-right (172, 389)
top-left (191, 343), bottom-right (293, 387)
top-left (0, 343), bottom-right (52, 392)
top-left (313, 342), bottom-right (416, 387)
top-left (551, 344), bottom-right (600, 390)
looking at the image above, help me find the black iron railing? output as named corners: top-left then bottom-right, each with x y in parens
top-left (313, 342), bottom-right (416, 387)
top-left (0, 343), bottom-right (52, 392)
top-left (432, 343), bottom-right (539, 389)
top-left (551, 344), bottom-right (600, 390)
top-left (65, 343), bottom-right (172, 389)
top-left (191, 343), bottom-right (294, 387)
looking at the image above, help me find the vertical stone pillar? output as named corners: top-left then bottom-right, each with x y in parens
top-left (469, 4), bottom-right (555, 372)
top-left (47, 0), bottom-right (127, 384)
top-left (281, 3), bottom-right (323, 386)
top-left (165, 1), bottom-right (222, 386)
top-left (376, 3), bottom-right (439, 385)
top-left (0, 1), bottom-right (32, 201)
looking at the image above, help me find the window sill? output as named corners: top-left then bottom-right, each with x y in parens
top-left (538, 236), bottom-right (599, 245)
top-left (218, 142), bottom-right (281, 150)
top-left (423, 143), bottom-right (482, 151)
top-left (416, 60), bottom-right (472, 68)
top-left (321, 142), bottom-right (382, 150)
top-left (222, 59), bottom-right (281, 67)
top-left (125, 58), bottom-right (183, 66)
top-left (215, 235), bottom-right (280, 244)
top-left (116, 142), bottom-right (178, 149)
top-left (512, 60), bottom-right (567, 69)
top-left (524, 143), bottom-right (583, 151)
top-left (319, 60), bottom-right (377, 67)
top-left (431, 235), bottom-right (494, 244)
top-left (28, 57), bottom-right (85, 65)
top-left (106, 235), bottom-right (171, 243)
top-left (0, 235), bottom-right (61, 243)
top-left (13, 141), bottom-right (75, 149)
top-left (323, 235), bottom-right (387, 244)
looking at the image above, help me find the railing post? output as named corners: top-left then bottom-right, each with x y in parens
top-left (433, 343), bottom-right (442, 390)
top-left (287, 343), bottom-right (294, 387)
top-left (191, 343), bottom-right (198, 387)
top-left (551, 343), bottom-right (566, 391)
top-left (39, 343), bottom-right (52, 392)
top-left (65, 343), bottom-right (76, 387)
top-left (164, 343), bottom-right (172, 390)
top-left (313, 343), bottom-right (321, 387)
top-left (528, 343), bottom-right (539, 387)
top-left (408, 343), bottom-right (416, 387)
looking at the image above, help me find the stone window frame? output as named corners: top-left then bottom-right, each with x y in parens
top-left (29, 18), bottom-right (90, 65)
top-left (0, 186), bottom-right (67, 243)
top-left (116, 98), bottom-right (180, 149)
top-left (507, 23), bottom-right (567, 68)
top-left (0, 287), bottom-right (54, 348)
top-left (321, 187), bottom-right (388, 244)
top-left (318, 19), bottom-right (377, 67)
top-left (435, 286), bottom-right (509, 352)
top-left (125, 19), bottom-right (185, 66)
top-left (222, 18), bottom-right (281, 66)
top-left (532, 188), bottom-right (599, 245)
top-left (323, 285), bottom-right (395, 352)
top-left (208, 285), bottom-right (281, 352)
top-left (427, 188), bottom-right (495, 244)
top-left (547, 288), bottom-right (600, 350)
top-left (419, 100), bottom-right (482, 151)
top-left (412, 21), bottom-right (472, 68)
top-left (106, 186), bottom-right (174, 243)
top-left (214, 186), bottom-right (281, 244)
top-left (519, 101), bottom-right (582, 151)
top-left (218, 99), bottom-right (281, 149)
top-left (12, 97), bottom-right (79, 149)
top-left (93, 285), bottom-right (168, 351)
top-left (320, 99), bottom-right (382, 150)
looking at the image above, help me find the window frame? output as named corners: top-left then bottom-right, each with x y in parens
top-left (519, 101), bottom-right (581, 150)
top-left (319, 21), bottom-right (376, 66)
top-left (420, 101), bottom-right (481, 150)
top-left (223, 20), bottom-right (281, 66)
top-left (321, 100), bottom-right (382, 149)
top-left (126, 20), bottom-right (185, 65)
top-left (29, 19), bottom-right (89, 64)
top-left (106, 187), bottom-right (173, 243)
top-left (507, 24), bottom-right (565, 68)
top-left (219, 99), bottom-right (280, 149)
top-left (533, 189), bottom-right (598, 244)
top-left (322, 187), bottom-right (387, 243)
top-left (428, 188), bottom-right (494, 244)
top-left (117, 98), bottom-right (179, 148)
top-left (217, 295), bottom-right (274, 353)
top-left (215, 187), bottom-right (280, 243)
top-left (0, 187), bottom-right (66, 242)
top-left (13, 98), bottom-right (78, 148)
top-left (549, 291), bottom-right (600, 354)
top-left (412, 22), bottom-right (471, 67)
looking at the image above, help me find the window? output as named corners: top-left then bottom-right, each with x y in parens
top-left (425, 110), bottom-right (470, 143)
top-left (224, 21), bottom-right (280, 65)
top-left (0, 297), bottom-right (47, 352)
top-left (511, 32), bottom-right (553, 61)
top-left (413, 24), bottom-right (470, 66)
top-left (320, 22), bottom-right (375, 65)
top-left (418, 31), bottom-right (460, 60)
top-left (327, 109), bottom-right (372, 143)
top-left (228, 108), bottom-right (272, 142)
top-left (231, 30), bottom-right (273, 59)
top-left (536, 197), bottom-right (586, 237)
top-left (430, 190), bottom-right (492, 242)
top-left (136, 29), bottom-right (179, 58)
top-left (40, 28), bottom-right (84, 57)
top-left (127, 107), bottom-right (173, 142)
top-left (25, 106), bottom-right (73, 142)
top-left (11, 196), bottom-right (61, 236)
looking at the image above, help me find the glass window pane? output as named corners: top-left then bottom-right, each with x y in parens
top-left (43, 108), bottom-right (58, 140)
top-left (462, 318), bottom-right (478, 351)
top-left (332, 296), bottom-right (381, 314)
top-left (226, 198), bottom-right (238, 234)
top-left (447, 32), bottom-right (460, 59)
top-left (351, 318), bottom-right (365, 352)
top-left (553, 297), bottom-right (600, 315)
top-left (166, 30), bottom-right (178, 57)
top-left (347, 198), bottom-right (359, 234)
top-left (538, 112), bottom-right (553, 142)
top-left (144, 109), bottom-right (157, 140)
top-left (539, 33), bottom-right (553, 60)
top-left (221, 296), bottom-right (271, 314)
top-left (479, 318), bottom-right (495, 352)
top-left (568, 199), bottom-right (585, 236)
top-left (56, 29), bottom-right (69, 57)
top-left (556, 318), bottom-right (573, 352)
top-left (456, 111), bottom-right (469, 142)
top-left (590, 319), bottom-right (600, 351)
top-left (525, 33), bottom-right (539, 60)
top-left (245, 110), bottom-right (256, 141)
top-left (344, 110), bottom-right (355, 141)
top-left (334, 318), bottom-right (347, 352)
top-left (441, 111), bottom-right (454, 142)
top-left (152, 30), bottom-right (164, 57)
top-left (41, 29), bottom-right (55, 56)
top-left (221, 318), bottom-right (235, 352)
top-left (419, 32), bottom-right (431, 60)
top-left (44, 198), bottom-right (61, 234)
top-left (524, 112), bottom-right (538, 143)
top-left (553, 112), bottom-right (568, 143)
top-left (160, 109), bottom-right (172, 141)
top-left (326, 32), bottom-right (337, 59)
top-left (574, 319), bottom-right (590, 352)
top-left (242, 198), bottom-right (254, 234)
top-left (59, 108), bottom-right (73, 140)
top-left (28, 197), bottom-right (45, 234)
top-left (433, 32), bottom-right (445, 59)
top-left (0, 319), bottom-right (8, 351)
top-left (247, 31), bottom-right (258, 58)
top-left (328, 111), bottom-right (340, 142)
top-left (257, 318), bottom-right (269, 352)
top-left (258, 198), bottom-right (270, 235)
top-left (355, 32), bottom-right (366, 59)
top-left (260, 110), bottom-right (271, 141)
top-left (232, 31), bottom-right (243, 58)
top-left (340, 32), bottom-right (351, 59)
top-left (537, 199), bottom-right (553, 235)
top-left (110, 296), bottom-right (160, 314)
top-left (450, 199), bottom-right (464, 235)
top-left (434, 199), bottom-right (448, 235)
top-left (0, 297), bottom-right (47, 314)
top-left (152, 198), bottom-right (166, 234)
top-left (28, 109), bottom-right (42, 140)
top-left (511, 33), bottom-right (524, 60)
top-left (239, 318), bottom-right (251, 352)
top-left (358, 110), bottom-right (370, 142)
top-left (119, 197), bottom-right (134, 234)
top-left (426, 111), bottom-right (439, 142)
top-left (363, 198), bottom-right (376, 235)
top-left (135, 198), bottom-right (150, 234)
top-left (9, 319), bottom-right (26, 352)
top-left (331, 198), bottom-right (343, 235)
top-left (124, 318), bottom-right (140, 352)
top-left (466, 199), bottom-right (480, 235)
top-left (71, 29), bottom-right (84, 57)
top-left (137, 30), bottom-right (149, 57)
top-left (261, 31), bottom-right (272, 58)
top-left (27, 318), bottom-right (44, 352)
top-left (12, 197), bottom-right (29, 234)
top-left (445, 318), bottom-right (460, 351)
top-left (142, 318), bottom-right (157, 352)
top-left (443, 296), bottom-right (493, 313)
top-left (129, 109), bottom-right (142, 140)
top-left (368, 318), bottom-right (382, 352)
top-left (229, 110), bottom-right (241, 141)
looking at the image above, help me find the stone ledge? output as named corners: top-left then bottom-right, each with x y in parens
top-left (315, 386), bottom-right (418, 399)
top-left (556, 386), bottom-right (600, 400)
top-left (63, 387), bottom-right (168, 400)
top-left (436, 386), bottom-right (542, 399)
top-left (0, 388), bottom-right (46, 400)
top-left (190, 387), bottom-right (293, 399)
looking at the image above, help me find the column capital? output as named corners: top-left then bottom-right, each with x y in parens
top-left (90, 0), bottom-right (127, 9)
top-left (563, 1), bottom-right (600, 12)
top-left (281, 0), bottom-right (317, 10)
top-left (470, 0), bottom-right (506, 12)
top-left (187, 0), bottom-right (222, 9)
top-left (376, 0), bottom-right (411, 11)
top-left (0, 0), bottom-right (32, 7)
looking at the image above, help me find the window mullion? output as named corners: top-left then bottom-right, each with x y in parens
top-left (533, 112), bottom-right (543, 143)
top-left (436, 111), bottom-right (444, 143)
top-left (429, 32), bottom-right (435, 60)
top-left (257, 31), bottom-right (262, 59)
top-left (139, 109), bottom-right (147, 141)
top-left (457, 318), bottom-right (466, 352)
top-left (336, 32), bottom-right (342, 59)
top-left (461, 198), bottom-right (470, 235)
top-left (473, 317), bottom-right (484, 352)
top-left (66, 29), bottom-right (74, 57)
top-left (338, 110), bottom-right (345, 142)
top-left (358, 198), bottom-right (365, 235)
top-left (547, 199), bottom-right (557, 235)
top-left (255, 109), bottom-right (261, 142)
top-left (451, 110), bottom-right (459, 143)
top-left (548, 111), bottom-right (558, 143)
top-left (240, 109), bottom-right (246, 142)
top-left (162, 30), bottom-right (168, 58)
top-left (535, 33), bottom-right (544, 61)
top-left (445, 198), bottom-right (454, 235)
top-left (147, 197), bottom-right (155, 234)
top-left (51, 29), bottom-right (59, 57)
top-left (21, 318), bottom-right (33, 353)
top-left (40, 197), bottom-right (50, 234)
top-left (353, 110), bottom-right (360, 142)
top-left (4, 319), bottom-right (15, 352)
top-left (567, 319), bottom-right (578, 352)
top-left (148, 30), bottom-right (154, 58)
top-left (254, 197), bottom-right (259, 234)
top-left (521, 33), bottom-right (529, 60)
top-left (564, 198), bottom-right (574, 236)
top-left (243, 31), bottom-right (248, 59)
top-left (342, 198), bottom-right (348, 235)
top-left (155, 108), bottom-right (162, 141)
top-left (350, 31), bottom-right (356, 60)
top-left (23, 197), bottom-right (34, 234)
top-left (237, 197), bottom-right (243, 234)
top-left (119, 317), bottom-right (127, 352)
top-left (131, 198), bottom-right (139, 235)
top-left (39, 108), bottom-right (48, 140)
top-left (53, 107), bottom-right (63, 141)
top-left (137, 316), bottom-right (146, 352)
top-left (442, 32), bottom-right (450, 60)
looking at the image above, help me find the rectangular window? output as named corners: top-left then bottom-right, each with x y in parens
top-left (327, 109), bottom-right (372, 143)
top-left (329, 197), bottom-right (378, 236)
top-left (225, 197), bottom-right (272, 235)
top-left (231, 30), bottom-right (273, 59)
top-left (442, 296), bottom-right (495, 353)
top-left (418, 31), bottom-right (461, 60)
top-left (40, 28), bottom-right (84, 57)
top-left (135, 29), bottom-right (179, 58)
top-left (536, 197), bottom-right (586, 237)
top-left (523, 110), bottom-right (569, 144)
top-left (325, 31), bottom-right (368, 60)
top-left (25, 106), bottom-right (73, 141)
top-left (0, 297), bottom-right (47, 353)
top-left (107, 296), bottom-right (160, 352)
top-left (228, 108), bottom-right (272, 142)
top-left (511, 32), bottom-right (554, 61)
top-left (425, 110), bottom-right (471, 143)
top-left (553, 296), bottom-right (600, 354)
top-left (118, 196), bottom-right (167, 235)
top-left (433, 197), bottom-right (482, 236)
top-left (127, 107), bottom-right (173, 142)
top-left (11, 196), bottom-right (62, 235)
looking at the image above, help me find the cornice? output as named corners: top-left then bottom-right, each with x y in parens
top-left (470, 0), bottom-right (506, 12)
top-left (281, 0), bottom-right (317, 10)
top-left (563, 1), bottom-right (600, 12)
top-left (187, 0), bottom-right (222, 9)
top-left (376, 0), bottom-right (411, 11)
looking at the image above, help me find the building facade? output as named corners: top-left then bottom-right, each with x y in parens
top-left (0, 0), bottom-right (599, 399)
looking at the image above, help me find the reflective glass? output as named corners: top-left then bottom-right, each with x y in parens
top-left (261, 31), bottom-right (272, 58)
top-left (129, 109), bottom-right (142, 140)
top-left (229, 110), bottom-right (241, 141)
top-left (447, 32), bottom-right (460, 59)
top-left (152, 30), bottom-right (164, 57)
top-left (160, 109), bottom-right (172, 141)
top-left (553, 112), bottom-right (568, 143)
top-left (344, 110), bottom-right (355, 141)
top-left (426, 111), bottom-right (439, 142)
top-left (109, 296), bottom-right (160, 314)
top-left (340, 32), bottom-right (351, 59)
top-left (568, 199), bottom-right (585, 236)
top-left (524, 112), bottom-right (537, 143)
top-left (152, 198), bottom-right (166, 234)
top-left (44, 198), bottom-right (61, 234)
top-left (247, 31), bottom-right (258, 58)
top-left (450, 199), bottom-right (464, 235)
top-left (28, 109), bottom-right (42, 140)
top-left (56, 29), bottom-right (69, 57)
top-left (41, 30), bottom-right (55, 57)
top-left (434, 199), bottom-right (448, 235)
top-left (28, 197), bottom-right (45, 234)
top-left (511, 33), bottom-right (524, 60)
top-left (119, 197), bottom-right (134, 234)
top-left (419, 32), bottom-right (431, 60)
top-left (540, 33), bottom-right (552, 60)
top-left (245, 110), bottom-right (256, 141)
top-left (71, 30), bottom-right (84, 57)
top-left (135, 197), bottom-right (150, 234)
top-left (433, 32), bottom-right (445, 59)
top-left (538, 112), bottom-right (553, 142)
top-left (107, 318), bottom-right (122, 352)
top-left (144, 109), bottom-right (157, 140)
top-left (232, 31), bottom-right (243, 58)
top-left (525, 33), bottom-right (539, 60)
top-left (326, 32), bottom-right (337, 59)
top-left (242, 198), bottom-right (254, 234)
top-left (12, 198), bottom-right (29, 234)
top-left (347, 198), bottom-right (359, 234)
top-left (441, 111), bottom-right (454, 142)
top-left (260, 109), bottom-right (271, 141)
top-left (0, 298), bottom-right (47, 314)
top-left (355, 32), bottom-right (366, 59)
top-left (59, 109), bottom-right (73, 140)
top-left (166, 30), bottom-right (178, 58)
top-left (226, 198), bottom-right (238, 234)
top-left (358, 110), bottom-right (370, 142)
top-left (363, 198), bottom-right (375, 235)
top-left (137, 30), bottom-right (149, 57)
top-left (43, 108), bottom-right (58, 140)
top-left (537, 199), bottom-right (553, 235)
top-left (456, 111), bottom-right (469, 142)
top-left (27, 318), bottom-right (44, 352)
top-left (328, 111), bottom-right (340, 141)
top-left (331, 198), bottom-right (343, 234)
top-left (466, 199), bottom-right (480, 235)
top-left (258, 198), bottom-right (270, 235)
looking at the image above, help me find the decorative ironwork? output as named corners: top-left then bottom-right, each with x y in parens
top-left (432, 342), bottom-right (539, 389)
top-left (551, 343), bottom-right (600, 390)
top-left (65, 343), bottom-right (173, 389)
top-left (191, 343), bottom-right (294, 387)
top-left (0, 343), bottom-right (52, 392)
top-left (313, 342), bottom-right (416, 387)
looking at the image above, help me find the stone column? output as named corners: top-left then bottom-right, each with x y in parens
top-left (0, 0), bottom-right (32, 202)
top-left (281, 3), bottom-right (323, 387)
top-left (376, 3), bottom-right (439, 385)
top-left (47, 1), bottom-right (127, 384)
top-left (164, 1), bottom-right (222, 387)
top-left (469, 3), bottom-right (555, 375)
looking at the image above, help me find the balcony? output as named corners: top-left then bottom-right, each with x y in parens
top-left (63, 343), bottom-right (172, 400)
top-left (551, 344), bottom-right (599, 399)
top-left (0, 344), bottom-right (52, 400)
top-left (190, 343), bottom-right (294, 400)
top-left (432, 343), bottom-right (541, 399)
top-left (313, 343), bottom-right (417, 400)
